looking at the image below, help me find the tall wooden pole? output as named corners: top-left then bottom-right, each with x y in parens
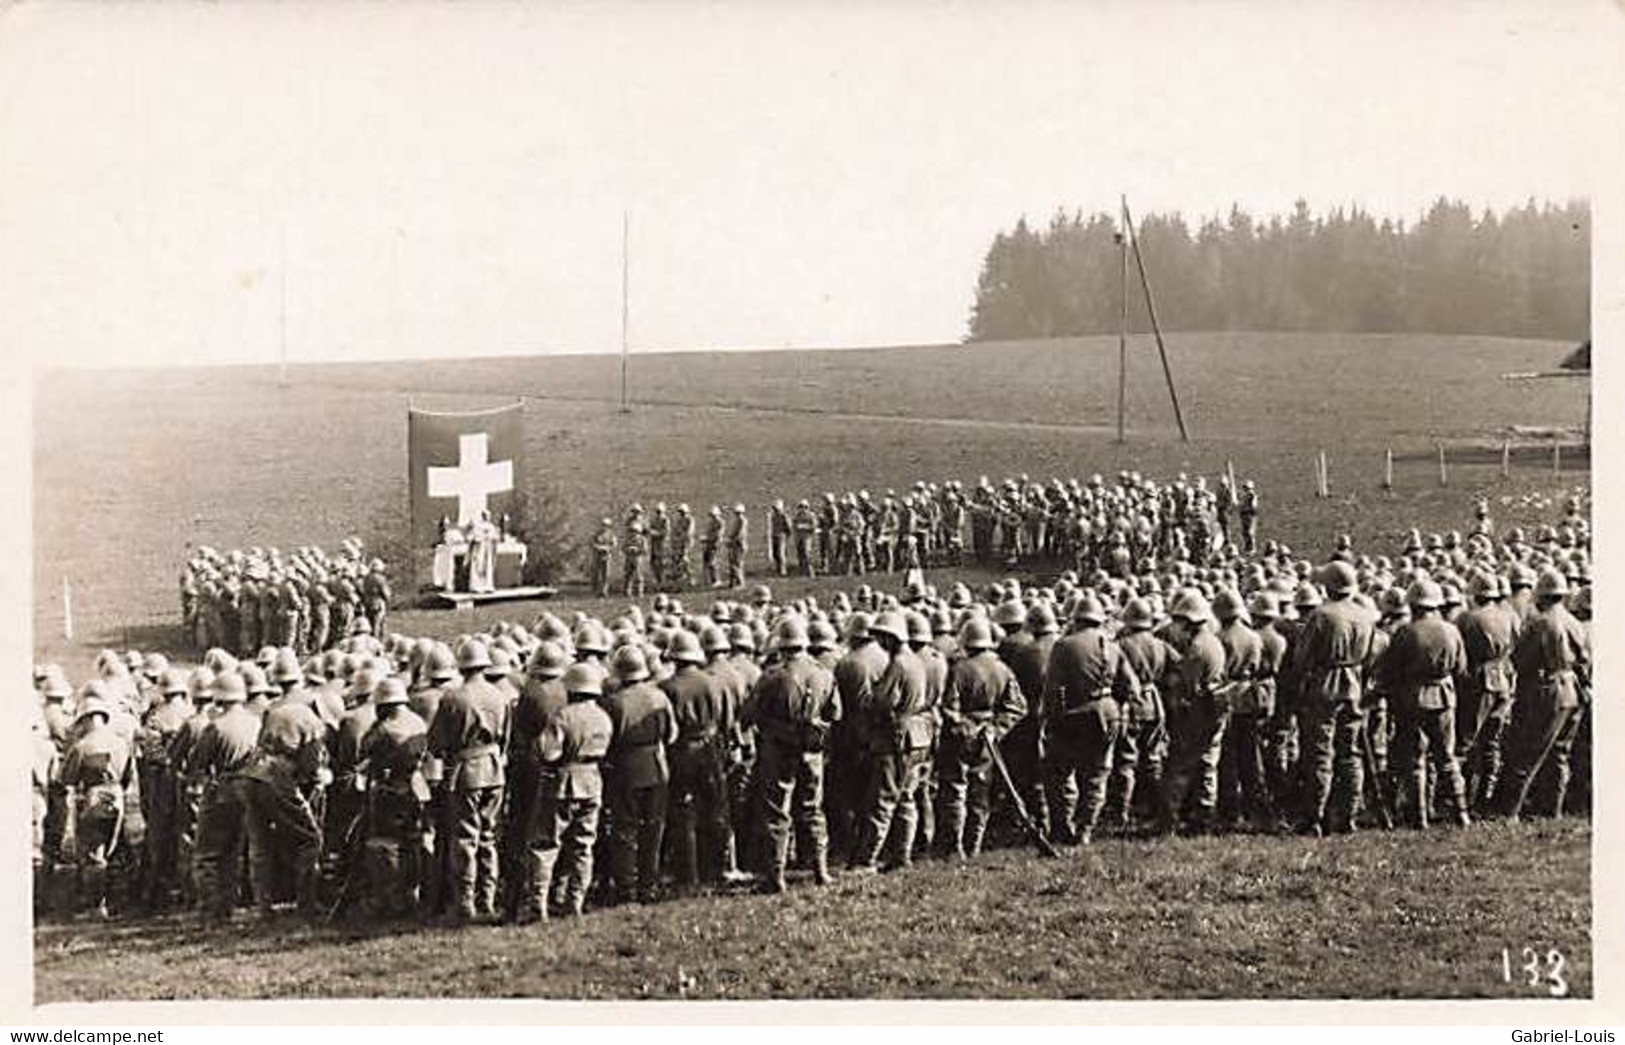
top-left (1122, 198), bottom-right (1189, 442)
top-left (619, 211), bottom-right (630, 414)
top-left (1117, 199), bottom-right (1128, 444)
top-left (278, 223), bottom-right (289, 388)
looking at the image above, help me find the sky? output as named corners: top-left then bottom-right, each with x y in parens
top-left (1, 0), bottom-right (1620, 370)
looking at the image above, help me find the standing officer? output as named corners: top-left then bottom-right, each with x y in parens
top-left (136, 668), bottom-right (193, 910)
top-left (1496, 568), bottom-right (1590, 820)
top-left (792, 500), bottom-right (819, 578)
top-left (669, 504), bottom-right (695, 590)
top-left (938, 617), bottom-right (1026, 859)
top-left (749, 617), bottom-right (841, 892)
top-left (1378, 579), bottom-right (1471, 829)
top-left (850, 611), bottom-right (933, 873)
top-left (1043, 594), bottom-right (1136, 845)
top-left (427, 640), bottom-right (511, 924)
top-left (623, 507), bottom-right (649, 598)
top-left (1238, 481), bottom-right (1260, 554)
top-left (828, 613), bottom-right (884, 860)
top-left (1159, 589), bottom-right (1230, 835)
top-left (648, 503), bottom-right (671, 589)
top-left (1001, 602), bottom-right (1057, 839)
top-left (524, 663), bottom-right (614, 921)
top-left (602, 644), bottom-right (677, 904)
top-left (590, 519), bottom-right (617, 598)
top-left (701, 507), bottom-right (725, 588)
top-left (725, 504), bottom-right (750, 589)
top-left (244, 683), bottom-right (328, 920)
top-left (1291, 561), bottom-right (1375, 835)
top-left (768, 500), bottom-right (792, 578)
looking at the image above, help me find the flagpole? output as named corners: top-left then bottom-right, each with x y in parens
top-left (278, 222), bottom-right (289, 389)
top-left (619, 210), bottom-right (630, 414)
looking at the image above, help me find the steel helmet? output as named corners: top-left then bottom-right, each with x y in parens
top-left (142, 652), bottom-right (170, 679)
top-left (1440, 583), bottom-right (1464, 609)
top-left (350, 664), bottom-right (384, 700)
top-left (1072, 594), bottom-right (1108, 626)
top-left (807, 620), bottom-right (839, 651)
top-left (1322, 561), bottom-right (1359, 596)
top-left (527, 640), bottom-right (570, 679)
top-left (1247, 592), bottom-right (1280, 621)
top-left (843, 611), bottom-right (874, 643)
top-left (573, 622), bottom-right (611, 656)
top-left (1534, 567), bottom-right (1569, 600)
top-left (160, 668), bottom-right (190, 696)
top-left (353, 616), bottom-right (373, 635)
top-left (188, 668), bottom-right (218, 703)
top-left (239, 663), bottom-right (275, 696)
top-left (727, 623), bottom-right (757, 654)
top-left (697, 624), bottom-right (730, 656)
top-left (271, 648), bottom-right (304, 685)
top-left (1170, 588), bottom-right (1214, 625)
top-left (904, 611), bottom-right (933, 645)
top-left (868, 610), bottom-right (909, 644)
top-left (486, 646), bottom-right (514, 675)
top-left (611, 644), bottom-right (650, 683)
top-left (1212, 588), bottom-right (1248, 623)
top-left (1406, 578), bottom-right (1445, 610)
top-left (213, 671), bottom-right (248, 705)
top-left (752, 584), bottom-right (773, 604)
top-left (959, 617), bottom-right (997, 652)
top-left (1508, 564), bottom-right (1538, 591)
top-left (1293, 582), bottom-right (1324, 611)
top-left (1121, 597), bottom-right (1155, 631)
top-left (1026, 603), bottom-right (1059, 636)
top-left (774, 617), bottom-right (810, 651)
top-left (419, 644), bottom-right (454, 683)
top-left (455, 640), bottom-right (492, 672)
top-left (563, 662), bottom-right (605, 697)
top-left (1468, 571), bottom-right (1499, 603)
top-left (667, 630), bottom-right (706, 665)
top-left (994, 599), bottom-right (1027, 628)
top-left (372, 676), bottom-right (410, 707)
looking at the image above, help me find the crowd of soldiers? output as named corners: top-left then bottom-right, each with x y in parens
top-left (180, 540), bottom-right (394, 656)
top-left (33, 474), bottom-right (1591, 930)
top-left (590, 471), bottom-right (1260, 596)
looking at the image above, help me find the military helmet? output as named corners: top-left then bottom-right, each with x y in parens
top-left (1322, 561), bottom-right (1359, 596)
top-left (1212, 588), bottom-right (1248, 623)
top-left (563, 662), bottom-right (604, 697)
top-left (142, 652), bottom-right (170, 679)
top-left (1508, 564), bottom-right (1538, 590)
top-left (727, 622), bottom-right (757, 653)
top-left (159, 667), bottom-right (190, 696)
top-left (773, 616), bottom-right (810, 652)
top-left (420, 644), bottom-right (456, 683)
top-left (527, 640), bottom-right (570, 679)
top-left (807, 619), bottom-right (839, 651)
top-left (667, 630), bottom-right (706, 665)
top-left (1440, 583), bottom-right (1464, 608)
top-left (213, 671), bottom-right (249, 705)
top-left (611, 644), bottom-right (650, 683)
top-left (700, 624), bottom-right (732, 655)
top-left (353, 616), bottom-right (373, 635)
top-left (1534, 567), bottom-right (1569, 600)
top-left (903, 610), bottom-right (933, 645)
top-left (868, 610), bottom-right (909, 644)
top-left (1247, 592), bottom-right (1280, 621)
top-left (752, 584), bottom-right (773, 605)
top-left (486, 646), bottom-right (514, 675)
top-left (271, 648), bottom-right (304, 685)
top-left (1026, 603), bottom-right (1059, 637)
top-left (372, 677), bottom-right (410, 707)
top-left (573, 621), bottom-right (612, 656)
top-left (994, 599), bottom-right (1027, 628)
top-left (188, 667), bottom-right (218, 703)
top-left (1121, 597), bottom-right (1155, 631)
top-left (1406, 578), bottom-right (1445, 610)
top-left (843, 611), bottom-right (873, 643)
top-left (959, 617), bottom-right (997, 652)
top-left (41, 670), bottom-right (74, 700)
top-left (457, 640), bottom-right (492, 672)
top-left (1170, 588), bottom-right (1214, 625)
top-left (1468, 571), bottom-right (1499, 603)
top-left (239, 663), bottom-right (275, 696)
top-left (1072, 594), bottom-right (1108, 626)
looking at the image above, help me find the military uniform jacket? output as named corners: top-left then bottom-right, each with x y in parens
top-left (1217, 621), bottom-right (1268, 715)
top-left (258, 700), bottom-right (330, 783)
top-left (1179, 630), bottom-right (1228, 708)
top-left (427, 677), bottom-right (511, 791)
top-left (1047, 626), bottom-right (1139, 719)
top-left (603, 682), bottom-right (678, 789)
top-left (409, 682), bottom-right (452, 784)
top-left (139, 697), bottom-right (195, 769)
top-left (662, 666), bottom-right (734, 746)
top-left (360, 709), bottom-right (429, 795)
top-left (61, 723), bottom-right (135, 804)
top-left (1292, 599), bottom-right (1376, 705)
top-left (942, 652), bottom-right (1026, 740)
top-left (1459, 605), bottom-right (1520, 696)
top-left (1512, 604), bottom-right (1590, 708)
top-left (867, 648), bottom-right (932, 753)
top-left (192, 707), bottom-right (263, 777)
top-left (1378, 617), bottom-right (1467, 713)
top-left (1117, 630), bottom-right (1170, 721)
top-left (750, 653), bottom-right (840, 750)
top-left (834, 641), bottom-right (888, 747)
top-left (535, 698), bottom-right (614, 801)
top-left (512, 678), bottom-right (569, 767)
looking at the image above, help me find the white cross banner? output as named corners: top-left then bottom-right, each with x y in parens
top-left (408, 401), bottom-right (526, 546)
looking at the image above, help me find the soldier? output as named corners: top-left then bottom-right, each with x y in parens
top-left (749, 616), bottom-right (840, 891)
top-left (701, 506), bottom-right (724, 588)
top-left (59, 692), bottom-right (136, 918)
top-left (307, 572), bottom-right (334, 653)
top-left (725, 503), bottom-right (750, 589)
top-left (1457, 572), bottom-right (1520, 813)
top-left (648, 503), bottom-right (671, 588)
top-left (1213, 589), bottom-right (1272, 831)
top-left (410, 644), bottom-right (457, 918)
top-left (792, 499), bottom-right (819, 578)
top-left (849, 611), bottom-right (933, 873)
top-left (661, 630), bottom-right (733, 890)
top-left (524, 663), bottom-right (614, 921)
top-left (768, 500), bottom-right (792, 578)
top-left (817, 493), bottom-right (839, 573)
top-left (904, 610), bottom-right (946, 859)
top-left (136, 668), bottom-right (193, 910)
top-left (1378, 579), bottom-right (1471, 829)
top-left (191, 672), bottom-right (262, 923)
top-left (244, 675), bottom-right (329, 919)
top-left (669, 504), bottom-right (695, 590)
top-left (590, 518), bottom-right (617, 598)
top-left (1291, 561), bottom-right (1375, 835)
top-left (501, 641), bottom-right (569, 922)
top-left (358, 676), bottom-right (429, 920)
top-left (427, 640), bottom-right (511, 923)
top-left (31, 710), bottom-right (58, 915)
top-left (167, 668), bottom-right (217, 909)
top-left (1109, 597), bottom-right (1172, 831)
top-left (327, 664), bottom-right (381, 882)
top-left (602, 644), bottom-right (677, 904)
top-left (362, 559), bottom-right (391, 636)
top-left (1043, 595), bottom-right (1135, 845)
top-left (1238, 480), bottom-right (1260, 554)
top-left (938, 617), bottom-right (1026, 859)
top-left (1496, 568), bottom-right (1590, 820)
top-left (623, 508), bottom-right (649, 598)
top-left (1000, 601), bottom-right (1056, 838)
top-left (330, 571), bottom-right (358, 647)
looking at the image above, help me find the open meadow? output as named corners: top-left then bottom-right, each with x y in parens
top-left (31, 332), bottom-right (1592, 1001)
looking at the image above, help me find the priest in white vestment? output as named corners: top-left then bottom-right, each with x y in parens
top-left (468, 510), bottom-right (500, 593)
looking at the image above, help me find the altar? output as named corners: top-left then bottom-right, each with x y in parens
top-left (432, 536), bottom-right (530, 592)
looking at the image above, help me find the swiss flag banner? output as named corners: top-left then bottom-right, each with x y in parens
top-left (408, 402), bottom-right (526, 548)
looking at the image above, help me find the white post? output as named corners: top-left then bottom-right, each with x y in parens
top-left (1319, 451), bottom-right (1330, 498)
top-left (1383, 447), bottom-right (1394, 491)
top-left (1438, 444), bottom-right (1448, 487)
top-left (1554, 440), bottom-right (1561, 475)
top-left (62, 577), bottom-right (73, 641)
top-left (1501, 440), bottom-right (1511, 480)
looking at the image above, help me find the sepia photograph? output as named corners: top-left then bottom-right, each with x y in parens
top-left (5, 0), bottom-right (1619, 1020)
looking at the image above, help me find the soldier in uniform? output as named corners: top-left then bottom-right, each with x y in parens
top-left (501, 641), bottom-right (569, 922)
top-left (938, 617), bottom-right (1026, 859)
top-left (59, 692), bottom-right (136, 917)
top-left (849, 611), bottom-right (933, 872)
top-left (725, 503), bottom-right (750, 589)
top-left (701, 506), bottom-right (724, 589)
top-left (1291, 561), bottom-right (1375, 835)
top-left (1108, 597), bottom-right (1172, 831)
top-left (590, 518), bottom-right (617, 598)
top-left (792, 499), bottom-right (819, 578)
top-left (427, 640), bottom-right (511, 923)
top-left (410, 644), bottom-right (457, 917)
top-left (244, 675), bottom-right (328, 919)
top-left (307, 572), bottom-right (334, 653)
top-left (358, 677), bottom-right (429, 920)
top-left (661, 630), bottom-right (733, 890)
top-left (136, 669), bottom-right (193, 910)
top-left (1043, 595), bottom-right (1135, 845)
top-left (1238, 480), bottom-right (1260, 555)
top-left (167, 668), bottom-right (217, 909)
top-left (1213, 589), bottom-right (1272, 830)
top-left (749, 616), bottom-right (841, 891)
top-left (1457, 572), bottom-right (1520, 813)
top-left (524, 663), bottom-right (614, 921)
top-left (362, 559), bottom-right (391, 636)
top-left (669, 504), bottom-right (695, 590)
top-left (1000, 601), bottom-right (1056, 838)
top-left (1378, 579), bottom-right (1471, 829)
top-left (602, 644), bottom-right (677, 904)
top-left (648, 503), bottom-right (670, 588)
top-left (1496, 568), bottom-right (1590, 820)
top-left (191, 673), bottom-right (262, 923)
top-left (768, 500), bottom-right (792, 577)
top-left (623, 507), bottom-right (649, 598)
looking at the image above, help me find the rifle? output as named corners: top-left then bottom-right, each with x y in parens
top-left (1357, 713), bottom-right (1395, 830)
top-left (322, 795), bottom-right (369, 924)
top-left (985, 731), bottom-right (1059, 859)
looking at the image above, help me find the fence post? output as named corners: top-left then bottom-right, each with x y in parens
top-left (1554, 439), bottom-right (1561, 475)
top-left (1383, 447), bottom-right (1394, 491)
top-left (1438, 444), bottom-right (1448, 486)
top-left (1319, 450), bottom-right (1330, 498)
top-left (1501, 440), bottom-right (1511, 480)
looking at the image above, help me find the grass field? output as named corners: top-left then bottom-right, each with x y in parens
top-left (34, 818), bottom-right (1591, 1002)
top-left (30, 331), bottom-right (1592, 1002)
